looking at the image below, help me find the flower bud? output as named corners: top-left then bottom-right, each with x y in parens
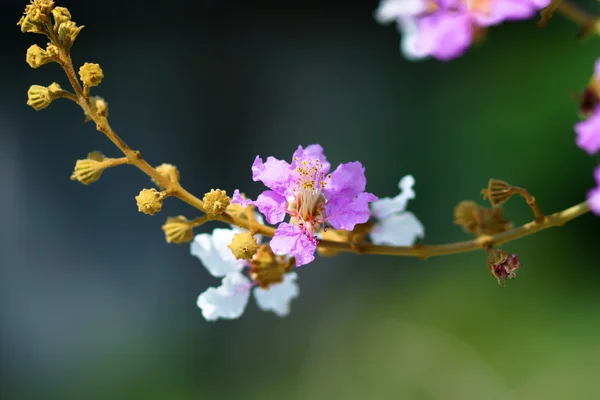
top-left (486, 248), bottom-right (521, 286)
top-left (229, 232), bottom-right (259, 260)
top-left (26, 44), bottom-right (54, 68)
top-left (51, 6), bottom-right (71, 26)
top-left (249, 245), bottom-right (294, 288)
top-left (78, 62), bottom-right (103, 87)
top-left (203, 189), bottom-right (230, 217)
top-left (58, 20), bottom-right (84, 48)
top-left (136, 188), bottom-right (164, 215)
top-left (90, 96), bottom-right (108, 117)
top-left (70, 157), bottom-right (106, 185)
top-left (26, 85), bottom-right (52, 110)
top-left (481, 179), bottom-right (513, 206)
top-left (152, 163), bottom-right (180, 187)
top-left (161, 216), bottom-right (193, 244)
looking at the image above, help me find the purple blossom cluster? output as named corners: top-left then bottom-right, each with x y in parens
top-left (375, 0), bottom-right (551, 60)
top-left (575, 60), bottom-right (600, 215)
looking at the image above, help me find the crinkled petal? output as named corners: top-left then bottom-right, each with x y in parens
top-left (253, 273), bottom-right (299, 317)
top-left (324, 162), bottom-right (367, 199)
top-left (231, 189), bottom-right (253, 206)
top-left (326, 192), bottom-right (378, 231)
top-left (270, 223), bottom-right (317, 267)
top-left (252, 155), bottom-right (293, 196)
top-left (254, 190), bottom-right (288, 224)
top-left (291, 144), bottom-right (331, 173)
top-left (575, 111), bottom-right (600, 155)
top-left (197, 272), bottom-right (252, 321)
top-left (374, 0), bottom-right (428, 24)
top-left (416, 11), bottom-right (473, 61)
top-left (191, 229), bottom-right (243, 277)
top-left (370, 211), bottom-right (425, 246)
top-left (371, 175), bottom-right (416, 219)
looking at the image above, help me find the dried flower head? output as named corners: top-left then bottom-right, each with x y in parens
top-left (481, 179), bottom-right (513, 206)
top-left (51, 6), bottom-right (70, 26)
top-left (70, 152), bottom-right (106, 185)
top-left (228, 232), bottom-right (259, 260)
top-left (57, 20), bottom-right (84, 48)
top-left (454, 200), bottom-right (512, 235)
top-left (26, 44), bottom-right (56, 69)
top-left (162, 216), bottom-right (194, 244)
top-left (486, 248), bottom-right (521, 286)
top-left (203, 189), bottom-right (231, 217)
top-left (78, 62), bottom-right (103, 87)
top-left (17, 0), bottom-right (55, 34)
top-left (136, 188), bottom-right (164, 215)
top-left (152, 163), bottom-right (180, 187)
top-left (249, 244), bottom-right (295, 288)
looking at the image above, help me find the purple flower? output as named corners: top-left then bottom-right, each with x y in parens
top-left (375, 0), bottom-right (550, 61)
top-left (575, 108), bottom-right (600, 155)
top-left (248, 144), bottom-right (377, 266)
top-left (588, 166), bottom-right (600, 215)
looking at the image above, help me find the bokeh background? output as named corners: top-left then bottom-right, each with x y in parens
top-left (2, 0), bottom-right (600, 399)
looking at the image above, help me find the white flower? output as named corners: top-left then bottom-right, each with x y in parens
top-left (192, 223), bottom-right (299, 321)
top-left (197, 271), bottom-right (299, 321)
top-left (369, 175), bottom-right (425, 246)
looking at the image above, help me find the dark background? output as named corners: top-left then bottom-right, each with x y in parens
top-left (2, 0), bottom-right (600, 399)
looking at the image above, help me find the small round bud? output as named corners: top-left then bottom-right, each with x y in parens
top-left (152, 163), bottom-right (180, 187)
top-left (161, 216), bottom-right (193, 244)
top-left (228, 232), bottom-right (259, 260)
top-left (26, 85), bottom-right (51, 110)
top-left (70, 158), bottom-right (105, 185)
top-left (481, 179), bottom-right (513, 206)
top-left (79, 63), bottom-right (104, 87)
top-left (90, 96), bottom-right (108, 117)
top-left (26, 44), bottom-right (54, 69)
top-left (203, 189), bottom-right (230, 217)
top-left (51, 6), bottom-right (71, 26)
top-left (136, 188), bottom-right (164, 215)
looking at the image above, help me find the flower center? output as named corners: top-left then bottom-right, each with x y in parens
top-left (465, 0), bottom-right (491, 14)
top-left (288, 158), bottom-right (331, 238)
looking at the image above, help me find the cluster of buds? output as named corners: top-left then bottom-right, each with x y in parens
top-left (18, 1), bottom-right (83, 49)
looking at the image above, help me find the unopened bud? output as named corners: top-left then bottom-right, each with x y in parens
top-left (229, 232), bottom-right (259, 260)
top-left (58, 20), bottom-right (84, 48)
top-left (203, 189), bottom-right (230, 217)
top-left (26, 85), bottom-right (51, 110)
top-left (26, 44), bottom-right (55, 68)
top-left (152, 163), bottom-right (180, 187)
top-left (481, 179), bottom-right (513, 206)
top-left (486, 248), bottom-right (521, 286)
top-left (90, 96), bottom-right (108, 117)
top-left (70, 153), bottom-right (106, 185)
top-left (78, 62), bottom-right (103, 87)
top-left (136, 188), bottom-right (164, 215)
top-left (51, 6), bottom-right (71, 26)
top-left (161, 216), bottom-right (193, 244)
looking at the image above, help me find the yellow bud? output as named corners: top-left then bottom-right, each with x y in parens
top-left (161, 216), bottom-right (194, 244)
top-left (136, 188), bottom-right (164, 215)
top-left (70, 158), bottom-right (105, 185)
top-left (78, 62), bottom-right (103, 88)
top-left (58, 20), bottom-right (84, 48)
top-left (47, 82), bottom-right (62, 94)
top-left (152, 163), bottom-right (180, 187)
top-left (26, 44), bottom-right (54, 69)
top-left (51, 6), bottom-right (71, 26)
top-left (17, 15), bottom-right (45, 34)
top-left (481, 179), bottom-right (513, 206)
top-left (26, 85), bottom-right (51, 110)
top-left (90, 96), bottom-right (108, 117)
top-left (229, 232), bottom-right (259, 260)
top-left (203, 189), bottom-right (230, 217)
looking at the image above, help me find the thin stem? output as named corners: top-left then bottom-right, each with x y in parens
top-left (102, 157), bottom-right (130, 168)
top-left (557, 1), bottom-right (596, 27)
top-left (511, 187), bottom-right (545, 223)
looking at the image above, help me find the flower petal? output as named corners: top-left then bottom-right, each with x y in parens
top-left (197, 272), bottom-right (252, 321)
top-left (191, 229), bottom-right (243, 277)
top-left (291, 144), bottom-right (331, 173)
top-left (370, 211), bottom-right (425, 246)
top-left (575, 110), bottom-right (600, 155)
top-left (375, 0), bottom-right (429, 24)
top-left (416, 11), bottom-right (473, 61)
top-left (254, 190), bottom-right (288, 224)
top-left (253, 272), bottom-right (299, 317)
top-left (270, 223), bottom-right (317, 267)
top-left (252, 155), bottom-right (293, 196)
top-left (371, 175), bottom-right (416, 219)
top-left (326, 192), bottom-right (378, 231)
top-left (231, 189), bottom-right (253, 206)
top-left (324, 162), bottom-right (367, 199)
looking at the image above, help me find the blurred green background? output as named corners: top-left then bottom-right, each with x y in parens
top-left (1, 1), bottom-right (600, 399)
